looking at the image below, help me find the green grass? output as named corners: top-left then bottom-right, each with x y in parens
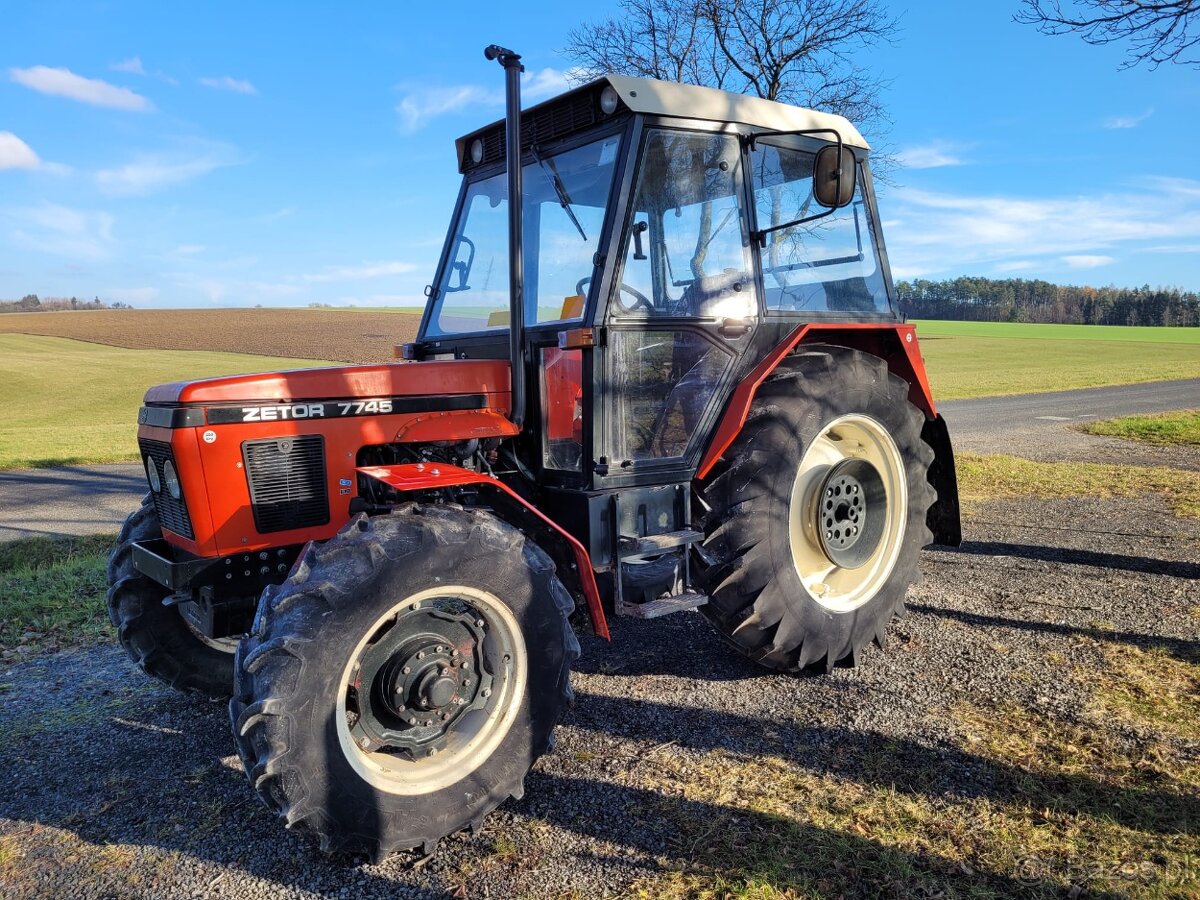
top-left (0, 533), bottom-right (114, 655)
top-left (1083, 409), bottom-right (1200, 446)
top-left (915, 322), bottom-right (1200, 400)
top-left (956, 452), bottom-right (1200, 518)
top-left (913, 320), bottom-right (1200, 344)
top-left (0, 334), bottom-right (336, 470)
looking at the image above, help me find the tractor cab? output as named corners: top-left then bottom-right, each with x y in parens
top-left (405, 68), bottom-right (910, 611)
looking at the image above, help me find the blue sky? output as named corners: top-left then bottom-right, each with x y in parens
top-left (2, 1), bottom-right (1197, 308)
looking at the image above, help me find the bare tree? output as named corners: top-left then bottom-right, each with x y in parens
top-left (1015, 0), bottom-right (1199, 68)
top-left (565, 0), bottom-right (897, 140)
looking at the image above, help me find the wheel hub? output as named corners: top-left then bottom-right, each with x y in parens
top-left (816, 458), bottom-right (887, 569)
top-left (348, 602), bottom-right (495, 760)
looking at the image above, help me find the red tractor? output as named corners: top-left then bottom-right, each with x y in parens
top-left (108, 45), bottom-right (960, 860)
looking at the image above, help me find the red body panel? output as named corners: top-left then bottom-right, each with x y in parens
top-left (358, 464), bottom-right (610, 640)
top-left (140, 361), bottom-right (517, 556)
top-left (697, 323), bottom-right (937, 480)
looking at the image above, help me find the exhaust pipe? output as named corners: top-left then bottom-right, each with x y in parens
top-left (484, 44), bottom-right (526, 429)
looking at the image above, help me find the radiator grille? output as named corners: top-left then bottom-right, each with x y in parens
top-left (243, 435), bottom-right (329, 534)
top-left (138, 439), bottom-right (195, 539)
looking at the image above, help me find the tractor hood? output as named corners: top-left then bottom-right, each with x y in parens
top-left (143, 360), bottom-right (512, 406)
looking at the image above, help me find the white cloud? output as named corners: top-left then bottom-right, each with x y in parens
top-left (884, 177), bottom-right (1200, 279)
top-left (171, 243), bottom-right (206, 256)
top-left (993, 259), bottom-right (1037, 273)
top-left (96, 150), bottom-right (235, 196)
top-left (1103, 108), bottom-right (1153, 129)
top-left (6, 203), bottom-right (115, 260)
top-left (0, 132), bottom-right (40, 170)
top-left (897, 142), bottom-right (965, 169)
top-left (110, 57), bottom-right (145, 75)
top-left (395, 67), bottom-right (579, 132)
top-left (9, 65), bottom-right (153, 111)
top-left (199, 75), bottom-right (257, 95)
top-left (1061, 254), bottom-right (1114, 269)
top-left (302, 261), bottom-right (417, 283)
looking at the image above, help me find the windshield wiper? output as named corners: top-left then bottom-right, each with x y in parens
top-left (532, 146), bottom-right (587, 242)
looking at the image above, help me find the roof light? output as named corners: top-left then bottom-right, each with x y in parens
top-left (599, 86), bottom-right (620, 116)
top-left (470, 138), bottom-right (484, 164)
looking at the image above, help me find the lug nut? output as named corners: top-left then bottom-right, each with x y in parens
top-left (358, 737), bottom-right (371, 749)
top-left (481, 688), bottom-right (491, 698)
top-left (403, 666), bottom-right (412, 674)
top-left (417, 651), bottom-right (425, 660)
top-left (475, 619), bottom-right (485, 628)
top-left (408, 717), bottom-right (417, 725)
top-left (435, 645), bottom-right (444, 653)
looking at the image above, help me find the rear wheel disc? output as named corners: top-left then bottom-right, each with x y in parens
top-left (788, 413), bottom-right (907, 614)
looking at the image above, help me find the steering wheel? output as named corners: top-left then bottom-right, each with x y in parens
top-left (576, 276), bottom-right (654, 313)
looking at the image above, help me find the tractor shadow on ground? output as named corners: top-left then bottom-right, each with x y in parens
top-left (930, 540), bottom-right (1200, 580)
top-left (560, 690), bottom-right (1197, 839)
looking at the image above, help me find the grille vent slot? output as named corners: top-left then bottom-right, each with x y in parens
top-left (243, 435), bottom-right (330, 534)
top-left (138, 439), bottom-right (195, 539)
top-left (473, 91), bottom-right (601, 167)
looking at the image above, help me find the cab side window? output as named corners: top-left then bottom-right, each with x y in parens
top-left (752, 142), bottom-right (891, 316)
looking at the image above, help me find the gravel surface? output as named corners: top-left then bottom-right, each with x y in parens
top-left (1, 492), bottom-right (1197, 898)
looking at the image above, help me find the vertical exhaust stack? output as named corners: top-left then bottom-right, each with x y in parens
top-left (484, 44), bottom-right (526, 429)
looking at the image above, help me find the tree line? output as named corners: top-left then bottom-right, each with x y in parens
top-left (0, 294), bottom-right (132, 313)
top-left (895, 277), bottom-right (1200, 327)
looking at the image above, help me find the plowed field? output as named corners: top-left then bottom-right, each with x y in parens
top-left (0, 309), bottom-right (421, 364)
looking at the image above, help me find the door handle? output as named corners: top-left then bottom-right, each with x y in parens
top-left (717, 318), bottom-right (751, 338)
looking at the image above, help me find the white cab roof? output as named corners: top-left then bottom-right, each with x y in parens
top-left (604, 75), bottom-right (869, 150)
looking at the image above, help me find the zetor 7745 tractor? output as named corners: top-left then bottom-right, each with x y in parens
top-left (108, 46), bottom-right (960, 860)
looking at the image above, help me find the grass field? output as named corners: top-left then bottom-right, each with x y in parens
top-left (913, 321), bottom-right (1200, 400)
top-left (0, 314), bottom-right (1197, 468)
top-left (1084, 409), bottom-right (1200, 446)
top-left (0, 335), bottom-right (334, 469)
top-left (913, 320), bottom-right (1200, 344)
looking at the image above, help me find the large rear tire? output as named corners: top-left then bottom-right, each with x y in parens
top-left (697, 345), bottom-right (935, 672)
top-left (106, 494), bottom-right (236, 696)
top-left (229, 504), bottom-right (579, 861)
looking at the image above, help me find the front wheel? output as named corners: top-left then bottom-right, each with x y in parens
top-left (229, 504), bottom-right (579, 860)
top-left (697, 345), bottom-right (936, 672)
top-left (107, 494), bottom-right (236, 696)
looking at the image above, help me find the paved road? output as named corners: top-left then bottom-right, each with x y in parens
top-left (1, 378), bottom-right (1196, 542)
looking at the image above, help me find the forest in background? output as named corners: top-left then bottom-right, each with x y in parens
top-left (895, 277), bottom-right (1199, 327)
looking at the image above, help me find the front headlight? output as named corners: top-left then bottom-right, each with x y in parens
top-left (145, 455), bottom-right (161, 493)
top-left (163, 458), bottom-right (181, 500)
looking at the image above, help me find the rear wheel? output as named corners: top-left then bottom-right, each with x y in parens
top-left (230, 504), bottom-right (579, 860)
top-left (106, 495), bottom-right (236, 696)
top-left (697, 345), bottom-right (935, 672)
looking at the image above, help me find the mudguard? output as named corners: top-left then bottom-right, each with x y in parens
top-left (357, 463), bottom-right (610, 639)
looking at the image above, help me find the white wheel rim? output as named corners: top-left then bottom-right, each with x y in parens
top-left (335, 585), bottom-right (527, 796)
top-left (787, 414), bottom-right (907, 613)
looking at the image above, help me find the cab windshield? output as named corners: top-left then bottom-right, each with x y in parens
top-left (425, 132), bottom-right (623, 336)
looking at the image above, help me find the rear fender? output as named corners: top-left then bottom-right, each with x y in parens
top-left (357, 463), bottom-right (610, 639)
top-left (697, 322), bottom-right (961, 545)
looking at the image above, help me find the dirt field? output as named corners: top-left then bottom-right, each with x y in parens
top-left (0, 309), bottom-right (421, 364)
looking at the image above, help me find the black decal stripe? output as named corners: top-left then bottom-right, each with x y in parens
top-left (139, 406), bottom-right (206, 428)
top-left (203, 393), bottom-right (491, 425)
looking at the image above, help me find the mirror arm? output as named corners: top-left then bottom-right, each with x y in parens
top-left (752, 205), bottom-right (836, 248)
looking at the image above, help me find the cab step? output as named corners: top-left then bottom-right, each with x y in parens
top-left (618, 528), bottom-right (704, 560)
top-left (618, 591), bottom-right (708, 619)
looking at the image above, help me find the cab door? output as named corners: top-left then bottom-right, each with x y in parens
top-left (597, 127), bottom-right (759, 484)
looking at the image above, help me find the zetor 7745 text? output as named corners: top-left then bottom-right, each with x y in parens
top-left (109, 45), bottom-right (961, 861)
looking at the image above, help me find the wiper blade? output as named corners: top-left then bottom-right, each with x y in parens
top-left (532, 146), bottom-right (587, 242)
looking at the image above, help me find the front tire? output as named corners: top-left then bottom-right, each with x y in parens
top-left (107, 494), bottom-right (235, 696)
top-left (229, 504), bottom-right (579, 860)
top-left (697, 345), bottom-right (935, 672)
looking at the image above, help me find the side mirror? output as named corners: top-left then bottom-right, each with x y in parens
top-left (813, 145), bottom-right (856, 209)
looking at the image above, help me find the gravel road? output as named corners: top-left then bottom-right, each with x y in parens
top-left (2, 486), bottom-right (1197, 898)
